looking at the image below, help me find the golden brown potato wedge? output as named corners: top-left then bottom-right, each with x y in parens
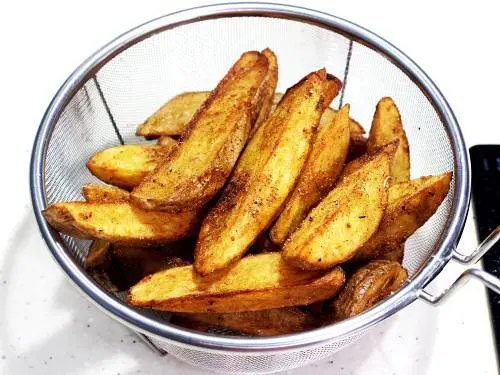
top-left (194, 70), bottom-right (342, 276)
top-left (87, 144), bottom-right (177, 190)
top-left (136, 92), bottom-right (209, 138)
top-left (42, 202), bottom-right (200, 246)
top-left (333, 260), bottom-right (408, 320)
top-left (127, 252), bottom-right (345, 313)
top-left (270, 104), bottom-right (351, 244)
top-left (367, 97), bottom-right (410, 184)
top-left (83, 184), bottom-right (130, 203)
top-left (132, 51), bottom-right (270, 211)
top-left (172, 308), bottom-right (318, 337)
top-left (138, 90), bottom-right (364, 141)
top-left (251, 48), bottom-right (278, 136)
top-left (282, 148), bottom-right (392, 270)
top-left (108, 246), bottom-right (189, 288)
top-left (85, 239), bottom-right (111, 269)
top-left (353, 172), bottom-right (452, 261)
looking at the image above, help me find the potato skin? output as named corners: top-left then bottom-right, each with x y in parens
top-left (270, 104), bottom-right (351, 244)
top-left (172, 308), bottom-right (318, 337)
top-left (333, 260), bottom-right (408, 320)
top-left (127, 253), bottom-right (346, 313)
top-left (282, 147), bottom-right (391, 270)
top-left (132, 51), bottom-right (270, 212)
top-left (194, 70), bottom-right (342, 276)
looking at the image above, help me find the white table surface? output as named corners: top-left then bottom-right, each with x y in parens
top-left (1, 0), bottom-right (500, 374)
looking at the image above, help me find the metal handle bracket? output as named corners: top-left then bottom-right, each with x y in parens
top-left (418, 226), bottom-right (500, 305)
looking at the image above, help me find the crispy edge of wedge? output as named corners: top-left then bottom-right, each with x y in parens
top-left (87, 144), bottom-right (177, 190)
top-left (172, 308), bottom-right (318, 337)
top-left (250, 48), bottom-right (278, 136)
top-left (85, 239), bottom-right (111, 269)
top-left (131, 51), bottom-right (269, 211)
top-left (282, 147), bottom-right (392, 270)
top-left (367, 97), bottom-right (410, 183)
top-left (353, 172), bottom-right (452, 261)
top-left (269, 104), bottom-right (351, 244)
top-left (127, 253), bottom-right (346, 313)
top-left (333, 260), bottom-right (408, 320)
top-left (42, 202), bottom-right (200, 246)
top-left (194, 70), bottom-right (342, 276)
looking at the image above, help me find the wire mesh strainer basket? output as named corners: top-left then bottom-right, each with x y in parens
top-left (30, 3), bottom-right (500, 374)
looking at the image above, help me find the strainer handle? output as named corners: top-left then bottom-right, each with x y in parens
top-left (417, 226), bottom-right (500, 305)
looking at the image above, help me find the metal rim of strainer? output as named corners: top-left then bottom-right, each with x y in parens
top-left (30, 3), bottom-right (469, 354)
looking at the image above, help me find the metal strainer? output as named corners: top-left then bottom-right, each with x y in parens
top-left (30, 3), bottom-right (500, 374)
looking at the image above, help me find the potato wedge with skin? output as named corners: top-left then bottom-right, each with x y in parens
top-left (83, 184), bottom-right (130, 203)
top-left (85, 239), bottom-right (111, 269)
top-left (136, 92), bottom-right (209, 138)
top-left (367, 97), bottom-right (410, 183)
top-left (282, 149), bottom-right (391, 270)
top-left (157, 135), bottom-right (178, 146)
top-left (333, 260), bottom-right (408, 320)
top-left (270, 104), bottom-right (351, 245)
top-left (139, 91), bottom-right (364, 140)
top-left (353, 172), bottom-right (452, 261)
top-left (251, 48), bottom-right (278, 136)
top-left (42, 202), bottom-right (200, 246)
top-left (127, 252), bottom-right (345, 313)
top-left (87, 143), bottom-right (177, 190)
top-left (172, 308), bottom-right (318, 337)
top-left (132, 51), bottom-right (270, 211)
top-left (272, 92), bottom-right (365, 139)
top-left (194, 70), bottom-right (342, 276)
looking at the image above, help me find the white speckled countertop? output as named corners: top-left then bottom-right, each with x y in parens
top-left (1, 1), bottom-right (500, 374)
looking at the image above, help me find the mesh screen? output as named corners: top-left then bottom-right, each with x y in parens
top-left (42, 16), bottom-right (455, 374)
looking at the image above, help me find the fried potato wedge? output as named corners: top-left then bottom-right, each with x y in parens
top-left (282, 148), bottom-right (391, 270)
top-left (270, 104), bottom-right (351, 244)
top-left (367, 97), bottom-right (410, 183)
top-left (194, 70), bottom-right (342, 275)
top-left (333, 260), bottom-right (408, 320)
top-left (108, 246), bottom-right (188, 288)
top-left (132, 51), bottom-right (270, 211)
top-left (43, 202), bottom-right (200, 246)
top-left (353, 172), bottom-right (452, 261)
top-left (251, 48), bottom-right (278, 136)
top-left (172, 308), bottom-right (317, 337)
top-left (83, 184), bottom-right (130, 203)
top-left (127, 252), bottom-right (345, 313)
top-left (85, 239), bottom-right (111, 269)
top-left (87, 143), bottom-right (177, 190)
top-left (136, 92), bottom-right (209, 138)
top-left (272, 93), bottom-right (365, 139)
top-left (139, 90), bottom-right (364, 140)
